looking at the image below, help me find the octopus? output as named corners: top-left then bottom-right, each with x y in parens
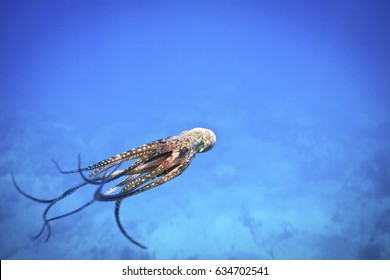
top-left (12, 128), bottom-right (216, 249)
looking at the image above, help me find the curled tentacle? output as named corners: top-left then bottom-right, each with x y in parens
top-left (13, 175), bottom-right (90, 241)
top-left (12, 158), bottom-right (117, 241)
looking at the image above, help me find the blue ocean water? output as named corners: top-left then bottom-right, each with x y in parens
top-left (1, 0), bottom-right (389, 260)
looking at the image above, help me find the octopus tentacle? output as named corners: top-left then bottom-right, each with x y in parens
top-left (89, 150), bottom-right (155, 178)
top-left (13, 160), bottom-right (117, 241)
top-left (54, 140), bottom-right (163, 177)
top-left (80, 150), bottom-right (174, 194)
top-left (53, 153), bottom-right (128, 182)
top-left (123, 163), bottom-right (187, 198)
top-left (35, 172), bottom-right (122, 242)
top-left (115, 199), bottom-right (147, 249)
top-left (12, 172), bottom-right (89, 204)
top-left (35, 198), bottom-right (97, 242)
top-left (12, 173), bottom-right (57, 203)
top-left (23, 181), bottom-right (92, 241)
top-left (95, 161), bottom-right (188, 201)
top-left (89, 140), bottom-right (164, 170)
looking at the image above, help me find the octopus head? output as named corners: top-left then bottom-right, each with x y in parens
top-left (190, 127), bottom-right (216, 153)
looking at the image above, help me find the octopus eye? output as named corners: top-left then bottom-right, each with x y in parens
top-left (199, 142), bottom-right (214, 152)
top-left (193, 128), bottom-right (216, 153)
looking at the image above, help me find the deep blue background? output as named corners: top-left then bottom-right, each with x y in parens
top-left (1, 0), bottom-right (389, 259)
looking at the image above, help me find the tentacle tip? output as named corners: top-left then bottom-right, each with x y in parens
top-left (131, 240), bottom-right (148, 250)
top-left (136, 243), bottom-right (148, 250)
top-left (30, 234), bottom-right (41, 241)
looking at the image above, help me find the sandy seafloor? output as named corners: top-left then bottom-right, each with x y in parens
top-left (0, 0), bottom-right (390, 259)
top-left (1, 101), bottom-right (389, 260)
